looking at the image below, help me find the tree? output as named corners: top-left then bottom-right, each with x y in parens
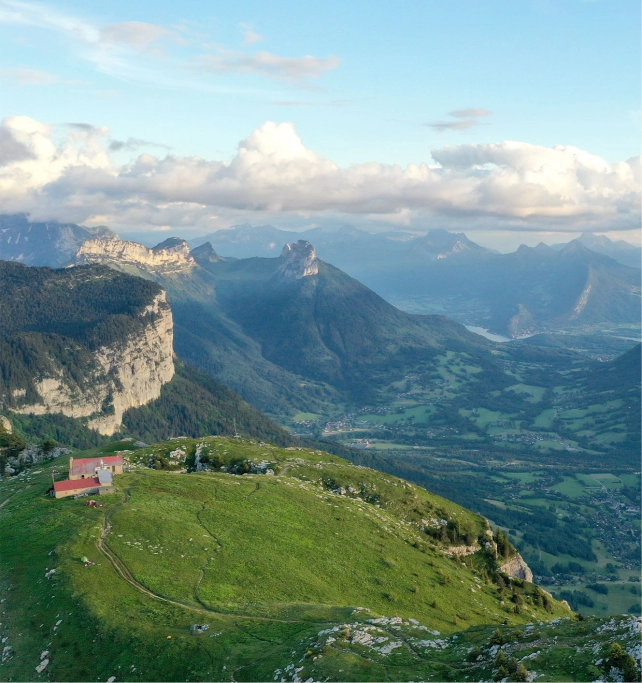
top-left (606, 643), bottom-right (641, 682)
top-left (494, 666), bottom-right (508, 682)
top-left (490, 629), bottom-right (504, 645)
top-left (512, 662), bottom-right (529, 682)
top-left (41, 439), bottom-right (56, 453)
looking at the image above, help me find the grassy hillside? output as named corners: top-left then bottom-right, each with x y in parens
top-left (213, 260), bottom-right (486, 402)
top-left (0, 438), bottom-right (589, 682)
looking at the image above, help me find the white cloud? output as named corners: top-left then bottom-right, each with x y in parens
top-left (239, 23), bottom-right (262, 45)
top-left (449, 108), bottom-right (492, 118)
top-left (0, 66), bottom-right (58, 85)
top-left (193, 50), bottom-right (340, 82)
top-left (0, 2), bottom-right (340, 88)
top-left (426, 108), bottom-right (493, 132)
top-left (0, 116), bottom-right (638, 233)
top-left (100, 21), bottom-right (171, 51)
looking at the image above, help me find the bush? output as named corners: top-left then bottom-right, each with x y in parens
top-left (0, 432), bottom-right (26, 457)
top-left (512, 662), bottom-right (529, 682)
top-left (490, 629), bottom-right (504, 645)
top-left (494, 666), bottom-right (508, 681)
top-left (467, 647), bottom-right (482, 661)
top-left (41, 438), bottom-right (56, 453)
top-left (605, 643), bottom-right (641, 683)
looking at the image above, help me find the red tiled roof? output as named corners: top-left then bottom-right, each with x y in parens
top-left (53, 477), bottom-right (101, 492)
top-left (70, 455), bottom-right (123, 476)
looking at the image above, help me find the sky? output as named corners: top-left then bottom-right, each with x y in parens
top-left (0, 0), bottom-right (640, 248)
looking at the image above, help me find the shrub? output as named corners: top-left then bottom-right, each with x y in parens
top-left (0, 432), bottom-right (26, 456)
top-left (41, 438), bottom-right (56, 453)
top-left (512, 662), bottom-right (529, 682)
top-left (467, 647), bottom-right (482, 661)
top-left (490, 629), bottom-right (504, 645)
top-left (605, 642), bottom-right (641, 682)
top-left (494, 650), bottom-right (508, 666)
top-left (494, 666), bottom-right (508, 681)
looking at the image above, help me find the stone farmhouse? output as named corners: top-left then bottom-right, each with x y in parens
top-left (52, 455), bottom-right (123, 499)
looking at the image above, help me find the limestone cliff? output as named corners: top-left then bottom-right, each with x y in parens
top-left (277, 240), bottom-right (319, 279)
top-left (11, 291), bottom-right (175, 435)
top-left (76, 236), bottom-right (195, 273)
top-left (499, 555), bottom-right (534, 582)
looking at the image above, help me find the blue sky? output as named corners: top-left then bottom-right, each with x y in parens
top-left (0, 0), bottom-right (639, 246)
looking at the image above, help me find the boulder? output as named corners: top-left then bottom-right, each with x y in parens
top-left (499, 555), bottom-right (534, 582)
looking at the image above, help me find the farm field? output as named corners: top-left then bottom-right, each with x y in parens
top-left (287, 345), bottom-right (640, 470)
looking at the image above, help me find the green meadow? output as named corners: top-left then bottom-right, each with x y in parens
top-left (1, 438), bottom-right (608, 682)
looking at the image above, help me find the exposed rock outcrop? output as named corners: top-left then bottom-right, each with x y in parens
top-left (444, 544), bottom-right (480, 557)
top-left (76, 236), bottom-right (195, 273)
top-left (499, 555), bottom-right (534, 583)
top-left (277, 240), bottom-right (319, 279)
top-left (13, 292), bottom-right (175, 435)
top-left (4, 444), bottom-right (72, 475)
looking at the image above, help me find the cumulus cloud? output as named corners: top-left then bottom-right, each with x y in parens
top-left (0, 116), bottom-right (638, 233)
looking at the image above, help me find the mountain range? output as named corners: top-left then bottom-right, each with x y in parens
top-left (1, 215), bottom-right (639, 337)
top-left (553, 232), bottom-right (642, 269)
top-left (72, 235), bottom-right (506, 414)
top-left (190, 224), bottom-right (641, 336)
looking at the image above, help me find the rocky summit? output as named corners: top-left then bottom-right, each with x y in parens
top-left (277, 239), bottom-right (319, 279)
top-left (76, 236), bottom-right (195, 273)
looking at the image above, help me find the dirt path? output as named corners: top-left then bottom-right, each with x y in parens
top-left (0, 494), bottom-right (15, 510)
top-left (96, 493), bottom-right (311, 625)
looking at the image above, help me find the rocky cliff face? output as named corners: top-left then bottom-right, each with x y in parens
top-left (12, 292), bottom-right (175, 435)
top-left (76, 236), bottom-right (195, 273)
top-left (499, 555), bottom-right (534, 583)
top-left (277, 240), bottom-right (319, 279)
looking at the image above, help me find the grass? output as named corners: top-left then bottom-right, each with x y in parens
top-left (551, 582), bottom-right (642, 617)
top-left (0, 437), bottom-right (580, 682)
top-left (293, 412), bottom-right (321, 422)
top-left (551, 476), bottom-right (586, 499)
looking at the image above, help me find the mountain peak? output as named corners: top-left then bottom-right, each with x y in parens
top-left (277, 240), bottom-right (319, 279)
top-left (191, 241), bottom-right (225, 263)
top-left (153, 236), bottom-right (190, 253)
